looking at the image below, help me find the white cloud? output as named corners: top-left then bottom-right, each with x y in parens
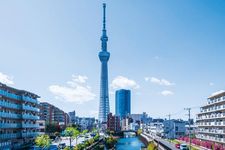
top-left (211, 90), bottom-right (224, 97)
top-left (111, 76), bottom-right (139, 90)
top-left (144, 77), bottom-right (150, 82)
top-left (209, 82), bottom-right (214, 86)
top-left (0, 72), bottom-right (14, 85)
top-left (49, 75), bottom-right (95, 104)
top-left (67, 75), bottom-right (88, 87)
top-left (161, 90), bottom-right (174, 96)
top-left (145, 77), bottom-right (174, 86)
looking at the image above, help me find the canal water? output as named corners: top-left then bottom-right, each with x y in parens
top-left (116, 137), bottom-right (145, 150)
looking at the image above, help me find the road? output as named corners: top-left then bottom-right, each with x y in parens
top-left (142, 132), bottom-right (179, 150)
top-left (51, 134), bottom-right (93, 147)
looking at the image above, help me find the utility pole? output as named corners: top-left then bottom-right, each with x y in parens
top-left (167, 114), bottom-right (171, 140)
top-left (185, 108), bottom-right (191, 149)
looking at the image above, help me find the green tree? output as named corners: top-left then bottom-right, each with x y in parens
top-left (105, 136), bottom-right (117, 149)
top-left (82, 129), bottom-right (88, 135)
top-left (45, 122), bottom-right (61, 135)
top-left (65, 127), bottom-right (80, 148)
top-left (35, 134), bottom-right (51, 149)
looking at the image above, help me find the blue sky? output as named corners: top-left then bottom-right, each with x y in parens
top-left (0, 0), bottom-right (225, 120)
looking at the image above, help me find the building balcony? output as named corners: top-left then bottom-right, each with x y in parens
top-left (198, 106), bottom-right (225, 115)
top-left (0, 133), bottom-right (21, 139)
top-left (197, 113), bottom-right (225, 121)
top-left (22, 96), bottom-right (38, 104)
top-left (197, 121), bottom-right (225, 127)
top-left (0, 112), bottom-right (21, 119)
top-left (22, 114), bottom-right (39, 120)
top-left (206, 97), bottom-right (225, 106)
top-left (196, 134), bottom-right (225, 144)
top-left (197, 129), bottom-right (225, 135)
top-left (0, 90), bottom-right (21, 100)
top-left (22, 123), bottom-right (39, 128)
top-left (0, 123), bottom-right (22, 128)
top-left (22, 104), bottom-right (39, 112)
top-left (22, 132), bottom-right (39, 138)
top-left (0, 101), bottom-right (21, 110)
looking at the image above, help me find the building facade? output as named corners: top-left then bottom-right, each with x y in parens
top-left (163, 119), bottom-right (186, 139)
top-left (39, 102), bottom-right (69, 126)
top-left (76, 117), bottom-right (96, 130)
top-left (129, 112), bottom-right (152, 125)
top-left (121, 117), bottom-right (130, 131)
top-left (68, 110), bottom-right (76, 124)
top-left (147, 119), bottom-right (164, 137)
top-left (37, 120), bottom-right (45, 135)
top-left (196, 91), bottom-right (225, 145)
top-left (116, 89), bottom-right (131, 119)
top-left (0, 82), bottom-right (40, 149)
top-left (107, 113), bottom-right (120, 132)
top-left (98, 3), bottom-right (110, 123)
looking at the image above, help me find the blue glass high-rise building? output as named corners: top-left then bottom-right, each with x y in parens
top-left (115, 89), bottom-right (131, 119)
top-left (98, 3), bottom-right (110, 123)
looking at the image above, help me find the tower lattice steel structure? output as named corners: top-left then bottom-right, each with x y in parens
top-left (98, 3), bottom-right (110, 123)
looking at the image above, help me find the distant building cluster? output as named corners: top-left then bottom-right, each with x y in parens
top-left (39, 102), bottom-right (69, 127)
top-left (2, 80), bottom-right (225, 149)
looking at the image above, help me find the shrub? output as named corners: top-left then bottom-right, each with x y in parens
top-left (93, 134), bottom-right (100, 142)
top-left (105, 136), bottom-right (117, 149)
top-left (147, 142), bottom-right (157, 150)
top-left (137, 129), bottom-right (142, 135)
top-left (74, 143), bottom-right (85, 150)
top-left (89, 138), bottom-right (94, 145)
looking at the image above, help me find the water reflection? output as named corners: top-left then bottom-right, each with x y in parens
top-left (116, 137), bottom-right (145, 150)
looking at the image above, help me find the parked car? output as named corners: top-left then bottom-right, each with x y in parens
top-left (180, 144), bottom-right (189, 150)
top-left (175, 143), bottom-right (180, 149)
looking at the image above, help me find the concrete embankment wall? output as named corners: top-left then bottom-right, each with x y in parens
top-left (139, 134), bottom-right (150, 148)
top-left (139, 135), bottom-right (149, 147)
top-left (139, 134), bottom-right (173, 150)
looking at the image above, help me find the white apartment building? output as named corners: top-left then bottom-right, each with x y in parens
top-left (121, 118), bottom-right (130, 131)
top-left (196, 91), bottom-right (225, 145)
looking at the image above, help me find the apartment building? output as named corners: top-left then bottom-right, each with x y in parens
top-left (68, 110), bottom-right (76, 124)
top-left (107, 113), bottom-right (120, 132)
top-left (0, 82), bottom-right (40, 149)
top-left (39, 102), bottom-right (69, 126)
top-left (196, 91), bottom-right (225, 145)
top-left (76, 117), bottom-right (96, 130)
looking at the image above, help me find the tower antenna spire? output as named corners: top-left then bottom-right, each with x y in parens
top-left (101, 3), bottom-right (108, 52)
top-left (103, 3), bottom-right (106, 30)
